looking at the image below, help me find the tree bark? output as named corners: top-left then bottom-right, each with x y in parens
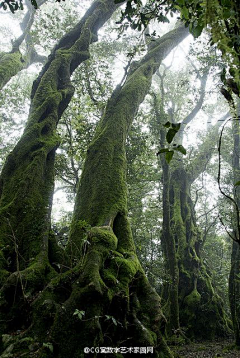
top-left (0, 0), bottom-right (123, 352)
top-left (151, 85), bottom-right (230, 339)
top-left (229, 111), bottom-right (240, 346)
top-left (0, 13), bottom-right (189, 358)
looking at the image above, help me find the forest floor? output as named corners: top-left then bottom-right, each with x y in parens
top-left (170, 339), bottom-right (240, 358)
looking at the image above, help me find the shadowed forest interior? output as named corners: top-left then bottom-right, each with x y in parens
top-left (0, 0), bottom-right (240, 357)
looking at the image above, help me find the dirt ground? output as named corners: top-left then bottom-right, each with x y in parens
top-left (170, 340), bottom-right (240, 358)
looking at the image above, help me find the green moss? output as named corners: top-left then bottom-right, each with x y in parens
top-left (184, 289), bottom-right (201, 307)
top-left (89, 227), bottom-right (118, 250)
top-left (0, 51), bottom-right (25, 90)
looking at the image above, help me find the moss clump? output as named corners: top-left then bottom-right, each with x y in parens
top-left (184, 289), bottom-right (201, 307)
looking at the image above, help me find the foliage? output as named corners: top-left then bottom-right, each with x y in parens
top-left (116, 0), bottom-right (240, 92)
top-left (73, 309), bottom-right (85, 320)
top-left (157, 121), bottom-right (186, 163)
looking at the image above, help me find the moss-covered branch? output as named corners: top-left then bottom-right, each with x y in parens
top-left (0, 4), bottom-right (123, 344)
top-left (0, 1), bottom-right (47, 90)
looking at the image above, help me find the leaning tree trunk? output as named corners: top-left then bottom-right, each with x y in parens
top-left (0, 16), bottom-right (189, 358)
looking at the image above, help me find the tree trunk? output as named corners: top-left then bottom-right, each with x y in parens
top-left (0, 13), bottom-right (189, 358)
top-left (152, 88), bottom-right (230, 339)
top-left (229, 242), bottom-right (240, 346)
top-left (0, 0), bottom-right (123, 352)
top-left (171, 163), bottom-right (229, 339)
top-left (152, 92), bottom-right (180, 336)
top-left (229, 112), bottom-right (240, 346)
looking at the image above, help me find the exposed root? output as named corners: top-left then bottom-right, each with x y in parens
top-left (0, 226), bottom-right (172, 357)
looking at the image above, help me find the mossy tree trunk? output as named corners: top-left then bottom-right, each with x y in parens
top-left (151, 83), bottom-right (230, 339)
top-left (229, 242), bottom-right (240, 346)
top-left (170, 159), bottom-right (229, 340)
top-left (47, 23), bottom-right (188, 357)
top-left (0, 0), bottom-right (47, 90)
top-left (151, 90), bottom-right (180, 337)
top-left (0, 15), bottom-right (189, 358)
top-left (229, 114), bottom-right (240, 346)
top-left (0, 0), bottom-right (122, 349)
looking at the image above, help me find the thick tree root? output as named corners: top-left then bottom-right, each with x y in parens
top-left (0, 227), bottom-right (172, 358)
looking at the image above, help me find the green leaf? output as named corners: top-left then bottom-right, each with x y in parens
top-left (234, 181), bottom-right (240, 186)
top-left (8, 3), bottom-right (15, 12)
top-left (174, 145), bottom-right (187, 155)
top-left (157, 148), bottom-right (169, 155)
top-left (172, 122), bottom-right (181, 131)
top-left (31, 0), bottom-right (38, 9)
top-left (166, 128), bottom-right (178, 144)
top-left (181, 6), bottom-right (189, 19)
top-left (191, 24), bottom-right (204, 38)
top-left (112, 317), bottom-right (118, 326)
top-left (43, 343), bottom-right (53, 353)
top-left (165, 150), bottom-right (174, 164)
top-left (164, 121), bottom-right (171, 128)
top-left (73, 309), bottom-right (85, 320)
top-left (105, 315), bottom-right (118, 326)
top-left (177, 0), bottom-right (185, 4)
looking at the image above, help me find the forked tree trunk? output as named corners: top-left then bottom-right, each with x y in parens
top-left (0, 12), bottom-right (189, 358)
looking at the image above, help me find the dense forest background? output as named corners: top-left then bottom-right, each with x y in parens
top-left (0, 0), bottom-right (240, 357)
